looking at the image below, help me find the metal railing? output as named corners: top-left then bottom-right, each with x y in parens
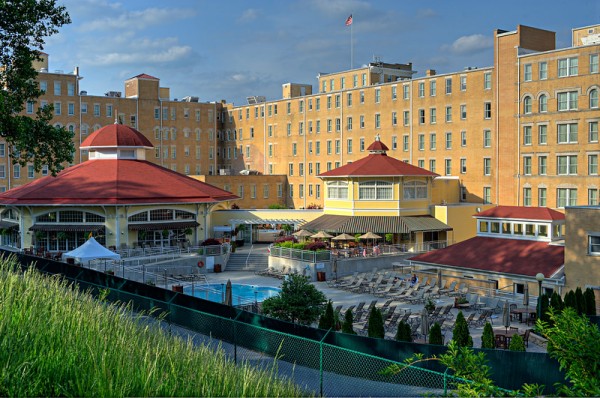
top-left (269, 246), bottom-right (331, 263)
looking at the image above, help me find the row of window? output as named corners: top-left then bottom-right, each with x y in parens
top-left (521, 154), bottom-right (599, 176)
top-left (522, 88), bottom-right (598, 114)
top-left (521, 187), bottom-right (600, 207)
top-left (154, 107), bottom-right (211, 122)
top-left (232, 184), bottom-right (285, 199)
top-left (39, 80), bottom-right (76, 96)
top-left (522, 121), bottom-right (598, 145)
top-left (522, 54), bottom-right (599, 82)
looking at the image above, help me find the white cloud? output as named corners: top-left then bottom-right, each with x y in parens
top-left (91, 45), bottom-right (192, 66)
top-left (239, 9), bottom-right (259, 22)
top-left (78, 7), bottom-right (194, 32)
top-left (443, 34), bottom-right (493, 55)
top-left (416, 8), bottom-right (437, 19)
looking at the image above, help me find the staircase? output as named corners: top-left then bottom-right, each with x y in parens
top-left (226, 251), bottom-right (269, 272)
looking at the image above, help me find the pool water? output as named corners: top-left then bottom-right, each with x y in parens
top-left (184, 283), bottom-right (281, 305)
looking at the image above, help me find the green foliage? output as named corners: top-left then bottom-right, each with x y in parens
top-left (384, 233), bottom-right (393, 243)
top-left (354, 233), bottom-right (361, 243)
top-left (267, 203), bottom-right (286, 209)
top-left (584, 288), bottom-right (597, 315)
top-left (0, 1), bottom-right (74, 175)
top-left (261, 273), bottom-right (327, 325)
top-left (318, 300), bottom-right (335, 330)
top-left (481, 322), bottom-right (495, 349)
top-left (0, 256), bottom-right (304, 397)
top-left (367, 306), bottom-right (385, 338)
top-left (428, 322), bottom-right (443, 345)
top-left (537, 307), bottom-right (600, 397)
top-left (341, 309), bottom-right (355, 334)
top-left (564, 290), bottom-right (576, 310)
top-left (424, 297), bottom-right (435, 313)
top-left (550, 291), bottom-right (564, 312)
top-left (395, 321), bottom-right (412, 342)
top-left (575, 287), bottom-right (585, 315)
top-left (508, 334), bottom-right (526, 351)
top-left (281, 224), bottom-right (293, 234)
top-left (452, 311), bottom-right (473, 348)
top-left (538, 293), bottom-right (550, 323)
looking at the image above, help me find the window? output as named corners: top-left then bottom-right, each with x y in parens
top-left (590, 89), bottom-right (598, 109)
top-left (445, 159), bottom-right (452, 175)
top-left (429, 108), bottom-right (436, 124)
top-left (251, 184), bottom-right (257, 199)
top-left (429, 159), bottom-right (436, 173)
top-left (590, 121), bottom-right (599, 142)
top-left (375, 88), bottom-right (380, 103)
top-left (460, 158), bottom-right (467, 173)
top-left (430, 133), bottom-right (436, 150)
top-left (391, 112), bottom-right (397, 126)
top-left (316, 120), bottom-right (321, 134)
top-left (589, 53), bottom-right (599, 73)
top-left (558, 57), bottom-right (578, 77)
top-left (347, 92), bottom-right (352, 106)
top-left (315, 98), bottom-right (320, 110)
top-left (13, 165), bottom-right (20, 179)
top-left (419, 109), bottom-right (425, 124)
top-left (326, 97), bottom-right (331, 110)
top-left (460, 75), bottom-right (467, 91)
top-left (288, 163), bottom-right (294, 176)
top-left (346, 117), bottom-right (353, 130)
top-left (418, 134), bottom-right (425, 150)
top-left (483, 158), bottom-right (491, 175)
top-left (347, 139), bottom-right (353, 154)
top-left (460, 104), bottom-right (467, 120)
top-left (316, 184), bottom-right (321, 199)
top-left (483, 187), bottom-right (491, 204)
top-left (484, 102), bottom-right (492, 119)
top-left (589, 189), bottom-right (599, 206)
top-left (484, 72), bottom-right (492, 89)
top-left (54, 102), bottom-right (61, 115)
top-left (523, 187), bottom-right (532, 206)
top-left (374, 114), bottom-right (380, 129)
top-left (403, 111), bottom-right (410, 126)
top-left (335, 95), bottom-right (340, 108)
top-left (523, 156), bottom-right (532, 175)
top-left (287, 123), bottom-right (291, 136)
top-left (360, 115), bottom-right (365, 128)
top-left (523, 64), bottom-right (532, 81)
top-left (391, 86), bottom-right (397, 100)
top-left (360, 91), bottom-right (364, 103)
top-left (445, 106), bottom-right (452, 122)
top-left (292, 142), bottom-right (297, 156)
top-left (538, 156), bottom-right (547, 175)
top-left (40, 80), bottom-right (47, 93)
top-left (539, 94), bottom-right (548, 112)
top-left (315, 141), bottom-right (321, 155)
top-left (557, 91), bottom-right (578, 111)
top-left (93, 104), bottom-right (100, 117)
top-left (445, 78), bottom-right (452, 94)
top-left (523, 96), bottom-right (532, 114)
top-left (403, 181), bottom-right (428, 200)
top-left (27, 165), bottom-right (34, 178)
top-left (539, 61), bottom-right (548, 79)
top-left (538, 188), bottom-right (547, 206)
top-left (326, 140), bottom-right (332, 155)
top-left (299, 162), bottom-right (304, 176)
top-left (68, 102), bottom-right (74, 116)
top-left (289, 184), bottom-right (293, 198)
top-left (523, 126), bottom-right (532, 145)
top-left (418, 159), bottom-right (424, 168)
top-left (557, 188), bottom-right (577, 207)
top-left (589, 154), bottom-right (598, 175)
top-left (358, 181), bottom-right (393, 200)
top-left (402, 135), bottom-right (408, 151)
top-left (418, 82), bottom-right (425, 97)
top-left (335, 139), bottom-right (341, 154)
top-left (26, 101), bottom-right (34, 114)
top-left (589, 235), bottom-right (600, 254)
top-left (403, 85), bottom-right (410, 99)
top-left (445, 132), bottom-right (452, 149)
top-left (359, 138), bottom-right (365, 151)
top-left (461, 131), bottom-right (467, 147)
top-left (558, 123), bottom-right (578, 143)
top-left (327, 181), bottom-right (348, 200)
top-left (557, 155), bottom-right (578, 175)
top-left (483, 130), bottom-right (492, 147)
top-left (53, 81), bottom-right (61, 95)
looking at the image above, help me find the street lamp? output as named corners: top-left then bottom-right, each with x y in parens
top-left (221, 283), bottom-right (225, 304)
top-left (535, 272), bottom-right (545, 322)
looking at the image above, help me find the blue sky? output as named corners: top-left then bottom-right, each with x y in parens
top-left (44, 0), bottom-right (599, 106)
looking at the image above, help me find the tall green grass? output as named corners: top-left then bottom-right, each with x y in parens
top-left (0, 256), bottom-right (307, 397)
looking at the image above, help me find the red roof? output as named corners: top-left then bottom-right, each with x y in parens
top-left (318, 153), bottom-right (438, 177)
top-left (475, 206), bottom-right (565, 221)
top-left (367, 140), bottom-right (389, 151)
top-left (409, 237), bottom-right (564, 278)
top-left (81, 124), bottom-right (153, 148)
top-left (130, 73), bottom-right (159, 80)
top-left (0, 159), bottom-right (238, 205)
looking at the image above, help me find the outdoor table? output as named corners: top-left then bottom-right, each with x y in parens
top-left (510, 308), bottom-right (536, 323)
top-left (493, 328), bottom-right (522, 347)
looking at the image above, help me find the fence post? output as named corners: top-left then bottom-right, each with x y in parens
top-left (443, 367), bottom-right (449, 395)
top-left (233, 311), bottom-right (243, 364)
top-left (319, 328), bottom-right (331, 397)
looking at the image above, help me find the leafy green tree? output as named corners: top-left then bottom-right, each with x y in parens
top-left (367, 306), bottom-right (384, 338)
top-left (575, 287), bottom-right (585, 315)
top-left (584, 288), bottom-right (596, 316)
top-left (395, 321), bottom-right (412, 342)
top-left (0, 0), bottom-right (73, 175)
top-left (261, 274), bottom-right (327, 325)
top-left (564, 290), bottom-right (576, 310)
top-left (428, 322), bottom-right (443, 345)
top-left (538, 293), bottom-right (550, 323)
top-left (318, 300), bottom-right (334, 330)
top-left (481, 322), bottom-right (495, 349)
top-left (537, 307), bottom-right (600, 396)
top-left (341, 308), bottom-right (356, 334)
top-left (452, 311), bottom-right (473, 348)
top-left (508, 334), bottom-right (526, 351)
top-left (550, 291), bottom-right (564, 312)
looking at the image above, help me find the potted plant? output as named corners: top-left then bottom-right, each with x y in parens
top-left (184, 228), bottom-right (193, 236)
top-left (34, 231), bottom-right (45, 247)
top-left (57, 231), bottom-right (68, 241)
top-left (425, 297), bottom-right (435, 314)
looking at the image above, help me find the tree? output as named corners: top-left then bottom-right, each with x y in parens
top-left (0, 1), bottom-right (73, 175)
top-left (341, 308), bottom-right (356, 334)
top-left (428, 322), bottom-right (443, 345)
top-left (481, 322), bottom-right (495, 349)
top-left (367, 306), bottom-right (384, 338)
top-left (550, 291), bottom-right (564, 312)
top-left (452, 311), bottom-right (473, 348)
top-left (318, 300), bottom-right (334, 330)
top-left (537, 307), bottom-right (600, 396)
top-left (575, 287), bottom-right (586, 315)
top-left (261, 274), bottom-right (327, 325)
top-left (538, 293), bottom-right (550, 323)
top-left (584, 288), bottom-right (596, 316)
top-left (395, 321), bottom-right (412, 342)
top-left (508, 334), bottom-right (526, 351)
top-left (564, 290), bottom-right (576, 310)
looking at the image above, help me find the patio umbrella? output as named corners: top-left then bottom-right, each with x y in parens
top-left (420, 308), bottom-right (430, 342)
top-left (293, 229), bottom-right (313, 237)
top-left (311, 231), bottom-right (333, 239)
top-left (331, 233), bottom-right (356, 241)
top-left (359, 231), bottom-right (382, 240)
top-left (523, 283), bottom-right (529, 310)
top-left (502, 301), bottom-right (510, 332)
top-left (224, 279), bottom-right (233, 306)
top-left (437, 268), bottom-right (443, 288)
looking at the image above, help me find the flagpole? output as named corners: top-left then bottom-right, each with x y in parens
top-left (350, 20), bottom-right (353, 69)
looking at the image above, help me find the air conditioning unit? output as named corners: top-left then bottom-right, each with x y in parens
top-left (219, 169), bottom-right (231, 175)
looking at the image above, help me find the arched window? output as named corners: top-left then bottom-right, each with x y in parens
top-left (538, 94), bottom-right (548, 112)
top-left (523, 96), bottom-right (532, 114)
top-left (326, 181), bottom-right (348, 200)
top-left (358, 181), bottom-right (393, 200)
top-left (403, 180), bottom-right (428, 200)
top-left (590, 89), bottom-right (598, 109)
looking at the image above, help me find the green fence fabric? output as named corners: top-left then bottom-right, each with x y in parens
top-left (12, 252), bottom-right (566, 395)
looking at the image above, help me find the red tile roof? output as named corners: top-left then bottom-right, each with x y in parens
top-left (129, 73), bottom-right (159, 80)
top-left (81, 124), bottom-right (154, 148)
top-left (318, 154), bottom-right (438, 177)
top-left (475, 206), bottom-right (565, 221)
top-left (0, 159), bottom-right (238, 205)
top-left (409, 237), bottom-right (564, 278)
top-left (367, 140), bottom-right (389, 151)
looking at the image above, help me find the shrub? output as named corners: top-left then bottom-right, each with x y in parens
top-left (318, 300), bottom-right (335, 330)
top-left (291, 243), bottom-right (306, 250)
top-left (341, 309), bottom-right (356, 334)
top-left (584, 288), bottom-right (597, 316)
top-left (305, 241), bottom-right (328, 251)
top-left (452, 311), bottom-right (473, 348)
top-left (508, 334), bottom-right (526, 351)
top-left (575, 287), bottom-right (585, 315)
top-left (564, 290), bottom-right (576, 310)
top-left (275, 235), bottom-right (296, 244)
top-left (395, 321), bottom-right (412, 342)
top-left (230, 203), bottom-right (240, 209)
top-left (367, 307), bottom-right (385, 339)
top-left (481, 322), bottom-right (495, 349)
top-left (550, 291), bottom-right (564, 312)
top-left (539, 293), bottom-right (551, 323)
top-left (268, 204), bottom-right (286, 209)
top-left (200, 238), bottom-right (220, 246)
top-left (428, 322), bottom-right (443, 345)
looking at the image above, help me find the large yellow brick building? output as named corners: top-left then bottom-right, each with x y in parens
top-left (4, 23), bottom-right (600, 212)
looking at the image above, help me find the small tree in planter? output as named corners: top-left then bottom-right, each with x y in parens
top-left (428, 322), bottom-right (444, 345)
top-left (452, 311), bottom-right (473, 347)
top-left (424, 297), bottom-right (435, 314)
top-left (385, 233), bottom-right (393, 244)
top-left (367, 306), bottom-right (385, 338)
top-left (281, 224), bottom-right (293, 236)
top-left (341, 309), bottom-right (356, 334)
top-left (318, 300), bottom-right (335, 330)
top-left (395, 321), bottom-right (412, 342)
top-left (508, 334), bottom-right (526, 351)
top-left (481, 322), bottom-right (495, 349)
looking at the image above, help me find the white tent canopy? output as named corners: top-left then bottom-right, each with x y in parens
top-left (64, 237), bottom-right (121, 263)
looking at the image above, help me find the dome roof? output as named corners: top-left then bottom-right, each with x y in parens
top-left (367, 139), bottom-right (389, 152)
top-left (81, 124), bottom-right (154, 149)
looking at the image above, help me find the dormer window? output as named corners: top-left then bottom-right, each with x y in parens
top-left (119, 149), bottom-right (135, 159)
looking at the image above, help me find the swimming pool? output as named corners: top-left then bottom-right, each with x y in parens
top-left (184, 283), bottom-right (281, 305)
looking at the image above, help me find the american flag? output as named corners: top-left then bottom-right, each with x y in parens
top-left (345, 14), bottom-right (352, 26)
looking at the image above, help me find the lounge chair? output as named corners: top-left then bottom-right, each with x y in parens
top-left (439, 280), bottom-right (457, 295)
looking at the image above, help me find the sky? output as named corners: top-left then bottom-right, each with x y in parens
top-left (43, 0), bottom-right (600, 106)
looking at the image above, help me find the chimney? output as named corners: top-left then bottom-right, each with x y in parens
top-left (426, 69), bottom-right (436, 76)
